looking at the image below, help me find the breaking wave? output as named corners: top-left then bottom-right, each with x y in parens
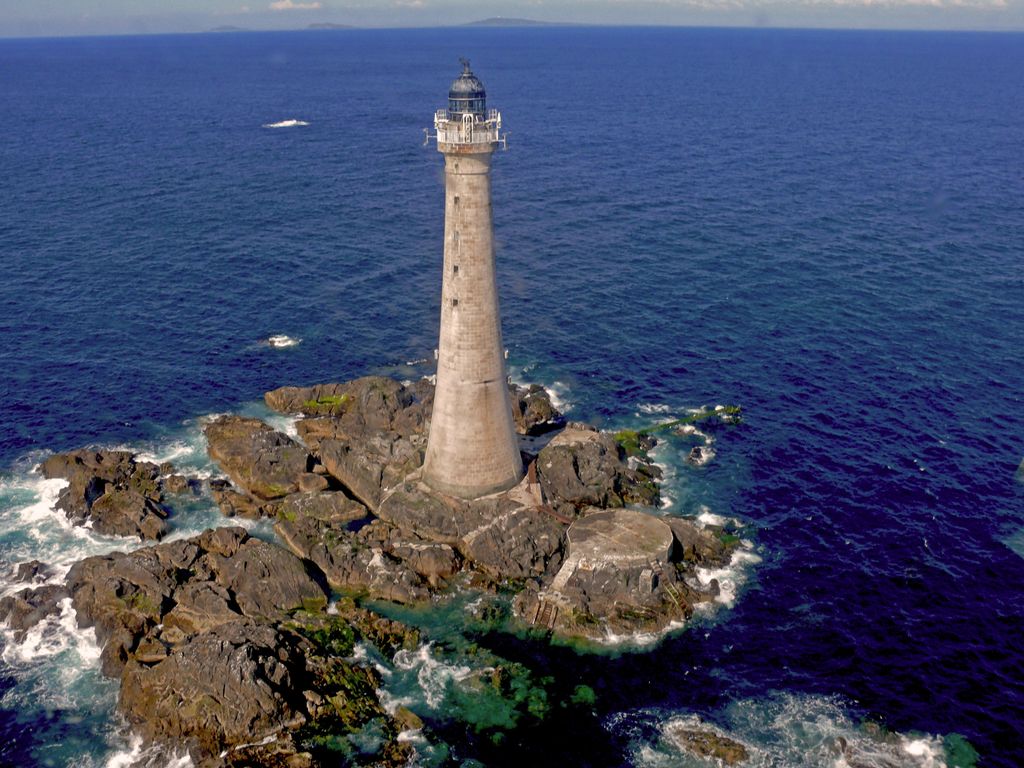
top-left (261, 334), bottom-right (302, 348)
top-left (262, 119), bottom-right (309, 129)
top-left (611, 692), bottom-right (972, 768)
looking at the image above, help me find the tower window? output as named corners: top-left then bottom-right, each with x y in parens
top-left (452, 298), bottom-right (459, 307)
top-left (453, 265), bottom-right (459, 275)
top-left (453, 196), bottom-right (460, 205)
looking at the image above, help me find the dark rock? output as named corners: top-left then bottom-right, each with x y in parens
top-left (0, 584), bottom-right (70, 639)
top-left (509, 383), bottom-right (564, 435)
top-left (11, 559), bottom-right (55, 584)
top-left (514, 509), bottom-right (712, 640)
top-left (388, 541), bottom-right (461, 587)
top-left (393, 706), bottom-right (423, 732)
top-left (273, 491), bottom-right (369, 525)
top-left (119, 619), bottom-right (311, 760)
top-left (162, 474), bottom-right (201, 496)
top-left (665, 518), bottom-right (728, 564)
top-left (663, 722), bottom-right (750, 765)
top-left (90, 489), bottom-right (169, 540)
top-left (204, 416), bottom-right (310, 500)
top-left (460, 506), bottom-right (565, 580)
top-left (265, 377), bottom-right (416, 434)
top-left (40, 449), bottom-right (169, 540)
top-left (375, 481), bottom-right (486, 542)
top-left (297, 472), bottom-right (330, 494)
top-left (537, 426), bottom-right (659, 513)
top-left (66, 527), bottom-right (326, 675)
top-left (211, 486), bottom-right (273, 519)
top-left (275, 513), bottom-right (431, 604)
top-left (318, 433), bottom-right (422, 512)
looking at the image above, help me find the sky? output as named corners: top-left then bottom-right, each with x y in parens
top-left (0, 0), bottom-right (1021, 37)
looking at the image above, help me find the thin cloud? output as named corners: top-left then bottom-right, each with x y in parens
top-left (269, 0), bottom-right (323, 10)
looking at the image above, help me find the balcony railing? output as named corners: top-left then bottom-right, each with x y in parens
top-left (432, 108), bottom-right (503, 147)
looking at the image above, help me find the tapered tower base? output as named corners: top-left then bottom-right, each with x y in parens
top-left (422, 150), bottom-right (523, 499)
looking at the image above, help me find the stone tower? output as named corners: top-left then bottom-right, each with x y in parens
top-left (421, 61), bottom-right (523, 499)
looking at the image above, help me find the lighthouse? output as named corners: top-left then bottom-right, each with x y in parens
top-left (421, 60), bottom-right (523, 499)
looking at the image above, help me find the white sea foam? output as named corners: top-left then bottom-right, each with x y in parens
top-left (0, 476), bottom-right (141, 586)
top-left (695, 507), bottom-right (728, 528)
top-left (136, 440), bottom-right (194, 466)
top-left (616, 693), bottom-right (955, 768)
top-left (638, 403), bottom-right (674, 415)
top-left (693, 543), bottom-right (762, 608)
top-left (263, 411), bottom-right (300, 439)
top-left (592, 619), bottom-right (688, 649)
top-left (105, 733), bottom-right (193, 768)
top-left (390, 643), bottom-right (476, 709)
top-left (262, 119), bottom-right (309, 128)
top-left (262, 334), bottom-right (302, 348)
top-left (1, 597), bottom-right (99, 666)
top-left (542, 380), bottom-right (572, 414)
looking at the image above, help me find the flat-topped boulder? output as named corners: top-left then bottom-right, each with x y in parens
top-left (204, 416), bottom-right (310, 500)
top-left (515, 508), bottom-right (725, 641)
top-left (565, 508), bottom-right (674, 567)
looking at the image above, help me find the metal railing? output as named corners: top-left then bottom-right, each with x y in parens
top-left (432, 108), bottom-right (503, 146)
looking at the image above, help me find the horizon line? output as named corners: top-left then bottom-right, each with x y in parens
top-left (2, 20), bottom-right (1023, 42)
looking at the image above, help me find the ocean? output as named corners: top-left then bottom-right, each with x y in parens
top-left (1, 25), bottom-right (1022, 767)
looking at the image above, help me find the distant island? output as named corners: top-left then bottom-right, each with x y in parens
top-left (307, 22), bottom-right (353, 30)
top-left (465, 17), bottom-right (564, 26)
top-left (206, 25), bottom-right (250, 33)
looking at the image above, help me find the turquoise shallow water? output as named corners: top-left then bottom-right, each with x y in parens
top-left (1, 26), bottom-right (1023, 767)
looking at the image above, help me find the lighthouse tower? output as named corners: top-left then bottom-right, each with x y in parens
top-left (422, 61), bottom-right (523, 499)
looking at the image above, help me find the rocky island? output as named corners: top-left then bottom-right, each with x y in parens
top-left (0, 65), bottom-right (752, 767)
top-left (0, 374), bottom-right (745, 766)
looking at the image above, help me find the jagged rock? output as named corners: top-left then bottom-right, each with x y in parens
top-left (39, 449), bottom-right (169, 540)
top-left (388, 541), bottom-right (461, 587)
top-left (162, 474), bottom-right (202, 496)
top-left (204, 416), bottom-right (310, 500)
top-left (275, 514), bottom-right (431, 604)
top-left (460, 506), bottom-right (565, 580)
top-left (393, 706), bottom-right (423, 732)
top-left (10, 559), bottom-right (56, 584)
top-left (318, 433), bottom-right (423, 512)
top-left (265, 376), bottom-right (419, 434)
top-left (119, 619), bottom-right (311, 761)
top-left (210, 485), bottom-right (273, 519)
top-left (375, 481), bottom-right (486, 542)
top-left (510, 383), bottom-right (564, 435)
top-left (537, 424), bottom-right (659, 514)
top-left (665, 517), bottom-right (729, 564)
top-left (328, 596), bottom-right (421, 656)
top-left (66, 527), bottom-right (326, 675)
top-left (298, 472), bottom-right (330, 494)
top-left (0, 585), bottom-right (70, 640)
top-left (273, 491), bottom-right (369, 525)
top-left (267, 377), bottom-right (565, 441)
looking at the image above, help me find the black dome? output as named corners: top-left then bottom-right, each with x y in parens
top-left (448, 59), bottom-right (487, 117)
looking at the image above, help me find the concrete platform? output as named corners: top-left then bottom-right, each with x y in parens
top-left (566, 508), bottom-right (674, 568)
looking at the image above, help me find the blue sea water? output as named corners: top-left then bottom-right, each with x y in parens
top-left (1, 25), bottom-right (1023, 767)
